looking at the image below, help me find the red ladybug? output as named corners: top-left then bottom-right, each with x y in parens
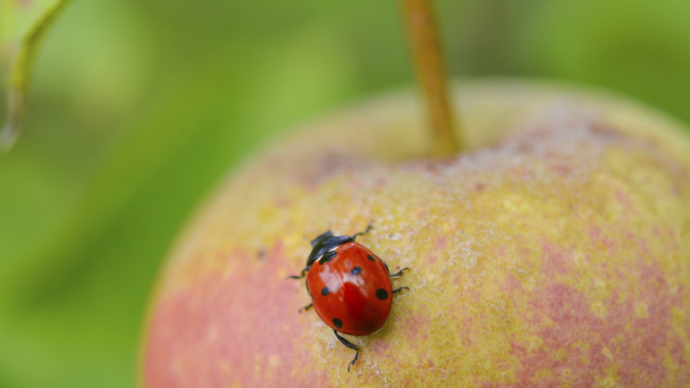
top-left (289, 224), bottom-right (409, 371)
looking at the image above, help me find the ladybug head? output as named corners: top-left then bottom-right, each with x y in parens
top-left (310, 230), bottom-right (334, 247)
top-left (306, 230), bottom-right (352, 266)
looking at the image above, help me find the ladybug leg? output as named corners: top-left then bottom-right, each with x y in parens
top-left (298, 303), bottom-right (313, 312)
top-left (351, 222), bottom-right (374, 242)
top-left (392, 286), bottom-right (410, 294)
top-left (382, 261), bottom-right (408, 278)
top-left (287, 266), bottom-right (310, 279)
top-left (389, 267), bottom-right (410, 278)
top-left (333, 330), bottom-right (360, 372)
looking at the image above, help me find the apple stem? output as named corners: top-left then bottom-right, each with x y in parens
top-left (401, 0), bottom-right (463, 156)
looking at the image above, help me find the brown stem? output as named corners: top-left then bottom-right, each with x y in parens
top-left (401, 0), bottom-right (463, 156)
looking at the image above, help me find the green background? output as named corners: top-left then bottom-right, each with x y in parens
top-left (1, 0), bottom-right (690, 387)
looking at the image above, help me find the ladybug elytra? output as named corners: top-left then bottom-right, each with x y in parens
top-left (289, 224), bottom-right (409, 371)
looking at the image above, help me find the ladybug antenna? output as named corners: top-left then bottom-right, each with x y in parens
top-left (351, 222), bottom-right (374, 242)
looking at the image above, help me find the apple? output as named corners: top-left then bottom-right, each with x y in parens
top-left (140, 80), bottom-right (690, 387)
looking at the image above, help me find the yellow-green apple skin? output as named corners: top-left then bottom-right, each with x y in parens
top-left (141, 81), bottom-right (690, 387)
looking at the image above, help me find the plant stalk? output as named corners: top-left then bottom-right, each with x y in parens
top-left (401, 0), bottom-right (463, 156)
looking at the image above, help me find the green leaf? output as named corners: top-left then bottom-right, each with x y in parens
top-left (0, 0), bottom-right (72, 150)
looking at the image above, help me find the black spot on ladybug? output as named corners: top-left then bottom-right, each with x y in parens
top-left (367, 255), bottom-right (376, 262)
top-left (321, 287), bottom-right (330, 296)
top-left (351, 266), bottom-right (362, 275)
top-left (376, 289), bottom-right (389, 300)
top-left (333, 318), bottom-right (343, 329)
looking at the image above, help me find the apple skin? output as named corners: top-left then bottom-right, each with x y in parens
top-left (141, 80), bottom-right (690, 387)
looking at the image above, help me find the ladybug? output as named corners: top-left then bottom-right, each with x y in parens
top-left (289, 224), bottom-right (409, 371)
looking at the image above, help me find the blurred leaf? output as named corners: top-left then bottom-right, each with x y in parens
top-left (518, 0), bottom-right (690, 125)
top-left (0, 0), bottom-right (72, 149)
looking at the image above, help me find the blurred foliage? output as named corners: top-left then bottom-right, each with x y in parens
top-left (1, 0), bottom-right (689, 387)
top-left (1, 0), bottom-right (72, 148)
